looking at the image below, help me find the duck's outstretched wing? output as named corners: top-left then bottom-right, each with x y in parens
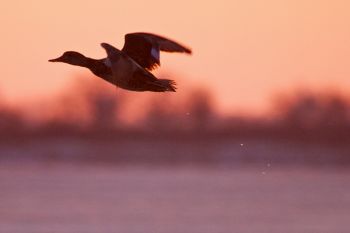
top-left (101, 42), bottom-right (176, 92)
top-left (122, 32), bottom-right (192, 71)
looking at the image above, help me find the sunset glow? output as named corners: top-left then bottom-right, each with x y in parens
top-left (1, 0), bottom-right (350, 115)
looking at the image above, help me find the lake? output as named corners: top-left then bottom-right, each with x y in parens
top-left (0, 163), bottom-right (349, 233)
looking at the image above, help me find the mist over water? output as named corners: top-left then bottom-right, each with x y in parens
top-left (1, 164), bottom-right (349, 233)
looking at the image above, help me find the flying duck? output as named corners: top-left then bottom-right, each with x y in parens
top-left (49, 32), bottom-right (192, 92)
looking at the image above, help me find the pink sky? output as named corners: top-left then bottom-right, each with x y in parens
top-left (1, 0), bottom-right (350, 115)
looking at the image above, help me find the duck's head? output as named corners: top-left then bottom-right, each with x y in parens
top-left (49, 51), bottom-right (87, 66)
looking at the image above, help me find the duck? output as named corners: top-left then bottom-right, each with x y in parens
top-left (49, 32), bottom-right (192, 92)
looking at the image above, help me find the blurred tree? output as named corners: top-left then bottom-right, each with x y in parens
top-left (322, 96), bottom-right (349, 128)
top-left (275, 91), bottom-right (350, 130)
top-left (144, 96), bottom-right (181, 131)
top-left (0, 106), bottom-right (24, 133)
top-left (187, 89), bottom-right (215, 131)
top-left (143, 88), bottom-right (216, 132)
top-left (76, 77), bottom-right (124, 131)
top-left (88, 89), bottom-right (120, 130)
top-left (40, 76), bottom-right (123, 132)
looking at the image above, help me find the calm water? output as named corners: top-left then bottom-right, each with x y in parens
top-left (0, 163), bottom-right (349, 233)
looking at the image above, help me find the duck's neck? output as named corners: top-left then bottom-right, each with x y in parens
top-left (73, 56), bottom-right (97, 68)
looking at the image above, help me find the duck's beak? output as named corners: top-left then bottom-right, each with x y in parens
top-left (48, 56), bottom-right (62, 62)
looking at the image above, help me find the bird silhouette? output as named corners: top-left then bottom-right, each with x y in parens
top-left (49, 32), bottom-right (191, 92)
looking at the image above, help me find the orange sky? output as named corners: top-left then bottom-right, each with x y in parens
top-left (1, 0), bottom-right (350, 115)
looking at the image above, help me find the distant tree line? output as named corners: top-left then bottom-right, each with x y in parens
top-left (0, 78), bottom-right (349, 143)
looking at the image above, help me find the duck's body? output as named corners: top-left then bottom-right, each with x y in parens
top-left (102, 44), bottom-right (177, 92)
top-left (49, 32), bottom-right (191, 92)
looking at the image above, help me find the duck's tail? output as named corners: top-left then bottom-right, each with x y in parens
top-left (149, 79), bottom-right (177, 92)
top-left (159, 79), bottom-right (177, 92)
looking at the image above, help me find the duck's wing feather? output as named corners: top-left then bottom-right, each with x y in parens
top-left (130, 69), bottom-right (176, 92)
top-left (101, 42), bottom-right (176, 92)
top-left (88, 58), bottom-right (112, 78)
top-left (122, 32), bottom-right (192, 71)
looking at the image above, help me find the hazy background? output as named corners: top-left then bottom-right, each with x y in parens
top-left (0, 1), bottom-right (350, 233)
top-left (2, 0), bottom-right (350, 114)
